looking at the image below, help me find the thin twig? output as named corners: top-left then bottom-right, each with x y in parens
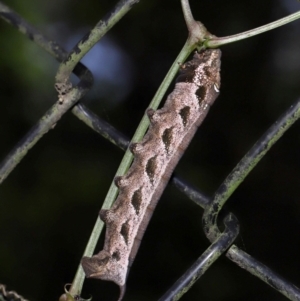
top-left (207, 10), bottom-right (300, 47)
top-left (181, 0), bottom-right (214, 49)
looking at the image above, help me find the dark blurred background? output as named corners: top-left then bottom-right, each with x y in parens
top-left (1, 0), bottom-right (300, 300)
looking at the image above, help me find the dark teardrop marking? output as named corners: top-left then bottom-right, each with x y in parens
top-left (196, 86), bottom-right (207, 104)
top-left (176, 56), bottom-right (202, 83)
top-left (120, 222), bottom-right (130, 245)
top-left (131, 189), bottom-right (143, 214)
top-left (112, 251), bottom-right (121, 261)
top-left (176, 69), bottom-right (196, 83)
top-left (203, 66), bottom-right (211, 78)
top-left (179, 106), bottom-right (190, 127)
top-left (162, 128), bottom-right (173, 153)
top-left (145, 156), bottom-right (157, 183)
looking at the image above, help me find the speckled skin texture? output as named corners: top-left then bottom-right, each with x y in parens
top-left (81, 49), bottom-right (221, 300)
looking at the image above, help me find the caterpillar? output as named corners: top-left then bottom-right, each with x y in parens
top-left (81, 48), bottom-right (221, 300)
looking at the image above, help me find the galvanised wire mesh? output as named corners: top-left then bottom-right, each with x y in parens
top-left (1, 1), bottom-right (300, 301)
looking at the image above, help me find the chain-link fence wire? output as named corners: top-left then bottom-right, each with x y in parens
top-left (0, 285), bottom-right (28, 301)
top-left (1, 1), bottom-right (300, 301)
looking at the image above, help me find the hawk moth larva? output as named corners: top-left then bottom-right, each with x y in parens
top-left (81, 49), bottom-right (221, 300)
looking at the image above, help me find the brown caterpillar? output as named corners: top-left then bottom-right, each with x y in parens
top-left (81, 49), bottom-right (221, 300)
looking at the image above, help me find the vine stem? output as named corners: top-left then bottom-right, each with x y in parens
top-left (207, 10), bottom-right (300, 47)
top-left (181, 0), bottom-right (195, 27)
top-left (181, 0), bottom-right (214, 47)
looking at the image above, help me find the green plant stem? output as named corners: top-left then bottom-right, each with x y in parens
top-left (181, 0), bottom-right (195, 29)
top-left (181, 0), bottom-right (214, 47)
top-left (207, 10), bottom-right (300, 47)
